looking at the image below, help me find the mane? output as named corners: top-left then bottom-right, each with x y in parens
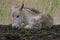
top-left (24, 7), bottom-right (40, 13)
top-left (13, 4), bottom-right (40, 13)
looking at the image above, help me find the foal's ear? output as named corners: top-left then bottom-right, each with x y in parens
top-left (20, 4), bottom-right (24, 11)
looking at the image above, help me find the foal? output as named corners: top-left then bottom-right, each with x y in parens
top-left (12, 4), bottom-right (53, 29)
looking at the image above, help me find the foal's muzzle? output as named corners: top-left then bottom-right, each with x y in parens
top-left (12, 26), bottom-right (18, 30)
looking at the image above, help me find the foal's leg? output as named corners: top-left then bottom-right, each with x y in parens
top-left (24, 18), bottom-right (36, 29)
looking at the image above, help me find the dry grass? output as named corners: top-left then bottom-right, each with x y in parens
top-left (0, 0), bottom-right (60, 25)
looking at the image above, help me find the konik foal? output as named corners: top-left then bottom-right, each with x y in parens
top-left (12, 4), bottom-right (53, 29)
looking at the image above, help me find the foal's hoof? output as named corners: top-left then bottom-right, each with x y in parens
top-left (24, 25), bottom-right (32, 29)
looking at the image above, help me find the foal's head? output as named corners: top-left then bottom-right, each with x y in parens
top-left (12, 4), bottom-right (24, 29)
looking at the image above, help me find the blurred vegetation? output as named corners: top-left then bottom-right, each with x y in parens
top-left (0, 24), bottom-right (60, 40)
top-left (0, 0), bottom-right (60, 24)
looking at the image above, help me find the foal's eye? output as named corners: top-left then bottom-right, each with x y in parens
top-left (16, 15), bottom-right (19, 18)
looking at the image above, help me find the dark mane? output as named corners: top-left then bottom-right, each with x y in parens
top-left (24, 7), bottom-right (40, 13)
top-left (13, 4), bottom-right (40, 13)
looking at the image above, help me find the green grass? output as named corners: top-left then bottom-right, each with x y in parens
top-left (0, 0), bottom-right (60, 24)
